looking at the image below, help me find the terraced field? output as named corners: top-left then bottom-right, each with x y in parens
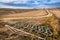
top-left (0, 9), bottom-right (60, 40)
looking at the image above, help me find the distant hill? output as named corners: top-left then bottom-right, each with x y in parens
top-left (0, 8), bottom-right (38, 15)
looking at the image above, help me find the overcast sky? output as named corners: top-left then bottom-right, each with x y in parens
top-left (0, 0), bottom-right (60, 9)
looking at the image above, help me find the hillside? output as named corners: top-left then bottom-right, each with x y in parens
top-left (0, 8), bottom-right (60, 40)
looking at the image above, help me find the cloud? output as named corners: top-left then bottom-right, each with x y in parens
top-left (0, 0), bottom-right (15, 3)
top-left (42, 0), bottom-right (60, 4)
top-left (13, 0), bottom-right (28, 4)
top-left (0, 3), bottom-right (35, 9)
top-left (0, 0), bottom-right (28, 3)
top-left (0, 0), bottom-right (60, 9)
top-left (0, 0), bottom-right (60, 4)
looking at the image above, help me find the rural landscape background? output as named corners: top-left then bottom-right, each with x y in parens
top-left (0, 0), bottom-right (60, 40)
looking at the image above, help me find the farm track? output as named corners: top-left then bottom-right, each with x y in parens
top-left (0, 9), bottom-right (52, 21)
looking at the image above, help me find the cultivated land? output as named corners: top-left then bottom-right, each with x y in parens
top-left (0, 8), bottom-right (60, 40)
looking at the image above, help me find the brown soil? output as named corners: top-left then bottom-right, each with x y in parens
top-left (0, 8), bottom-right (60, 40)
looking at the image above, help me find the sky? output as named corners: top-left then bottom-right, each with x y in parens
top-left (0, 0), bottom-right (60, 9)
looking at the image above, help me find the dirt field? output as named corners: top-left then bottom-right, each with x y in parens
top-left (0, 8), bottom-right (60, 40)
